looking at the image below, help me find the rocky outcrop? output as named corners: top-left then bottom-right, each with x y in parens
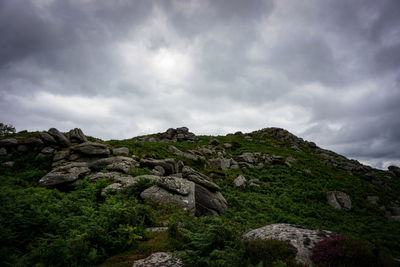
top-left (209, 138), bottom-right (220, 146)
top-left (38, 162), bottom-right (90, 187)
top-left (182, 166), bottom-right (220, 191)
top-left (66, 128), bottom-right (88, 144)
top-left (90, 156), bottom-right (137, 173)
top-left (71, 142), bottom-right (110, 156)
top-left (243, 224), bottom-right (336, 265)
top-left (141, 178), bottom-right (196, 213)
top-left (48, 128), bottom-right (69, 147)
top-left (132, 252), bottom-right (182, 267)
top-left (195, 184), bottom-right (227, 216)
top-left (389, 165), bottom-right (400, 178)
top-left (137, 127), bottom-right (198, 142)
top-left (168, 145), bottom-right (204, 161)
top-left (140, 158), bottom-right (181, 175)
top-left (326, 191), bottom-right (352, 211)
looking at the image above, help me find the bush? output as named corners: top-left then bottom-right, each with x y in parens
top-left (242, 239), bottom-right (297, 266)
top-left (311, 235), bottom-right (398, 267)
top-left (0, 122), bottom-right (16, 136)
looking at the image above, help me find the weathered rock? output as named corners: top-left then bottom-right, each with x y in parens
top-left (146, 227), bottom-right (169, 233)
top-left (157, 176), bottom-right (192, 195)
top-left (101, 183), bottom-right (123, 197)
top-left (243, 224), bottom-right (335, 265)
top-left (237, 152), bottom-right (257, 164)
top-left (209, 138), bottom-right (220, 146)
top-left (223, 143), bottom-right (232, 149)
top-left (141, 184), bottom-right (195, 213)
top-left (41, 146), bottom-right (56, 154)
top-left (195, 184), bottom-right (227, 215)
top-left (0, 138), bottom-right (18, 147)
top-left (1, 161), bottom-right (14, 168)
top-left (208, 157), bottom-right (236, 170)
top-left (0, 147), bottom-right (7, 156)
top-left (48, 128), bottom-right (69, 147)
top-left (71, 142), bottom-right (110, 156)
top-left (66, 128), bottom-right (87, 144)
top-left (39, 132), bottom-right (57, 145)
top-left (53, 150), bottom-right (70, 162)
top-left (152, 165), bottom-right (165, 176)
top-left (233, 175), bottom-right (247, 189)
top-left (88, 171), bottom-right (132, 182)
top-left (90, 156), bottom-right (136, 173)
top-left (112, 147), bottom-right (129, 156)
top-left (326, 191), bottom-right (352, 210)
top-left (140, 158), bottom-right (180, 175)
top-left (39, 162), bottom-right (90, 187)
top-left (182, 166), bottom-right (220, 191)
top-left (17, 145), bottom-right (29, 152)
top-left (197, 146), bottom-right (214, 155)
top-left (24, 137), bottom-right (44, 147)
top-left (389, 165), bottom-right (400, 178)
top-left (132, 252), bottom-right (182, 267)
top-left (168, 145), bottom-right (204, 161)
top-left (139, 127), bottom-right (198, 142)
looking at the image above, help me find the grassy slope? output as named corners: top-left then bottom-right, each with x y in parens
top-left (0, 130), bottom-right (399, 266)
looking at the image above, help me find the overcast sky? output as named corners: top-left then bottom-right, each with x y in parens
top-left (1, 0), bottom-right (399, 169)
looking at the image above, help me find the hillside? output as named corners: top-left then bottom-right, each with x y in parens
top-left (0, 127), bottom-right (399, 266)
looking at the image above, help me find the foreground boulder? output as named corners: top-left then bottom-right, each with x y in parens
top-left (71, 142), bottom-right (110, 156)
top-left (48, 128), bottom-right (69, 147)
top-left (132, 252), bottom-right (182, 267)
top-left (243, 224), bottom-right (335, 265)
top-left (195, 184), bottom-right (227, 215)
top-left (326, 191), bottom-right (352, 211)
top-left (182, 166), bottom-right (220, 191)
top-left (38, 162), bottom-right (90, 187)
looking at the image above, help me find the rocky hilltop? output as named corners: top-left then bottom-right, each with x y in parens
top-left (0, 127), bottom-right (399, 266)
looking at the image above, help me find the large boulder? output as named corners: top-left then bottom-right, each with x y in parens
top-left (208, 157), bottom-right (238, 170)
top-left (39, 132), bottom-right (57, 145)
top-left (195, 184), bottom-right (227, 215)
top-left (168, 145), bottom-right (204, 161)
top-left (243, 224), bottom-right (335, 265)
top-left (141, 182), bottom-right (196, 213)
top-left (66, 128), bottom-right (87, 144)
top-left (156, 176), bottom-right (192, 195)
top-left (71, 142), bottom-right (110, 156)
top-left (90, 156), bottom-right (136, 173)
top-left (388, 165), bottom-right (400, 178)
top-left (48, 128), bottom-right (69, 147)
top-left (23, 137), bottom-right (44, 147)
top-left (326, 191), bottom-right (352, 211)
top-left (140, 158), bottom-right (180, 175)
top-left (39, 162), bottom-right (90, 187)
top-left (132, 252), bottom-right (182, 267)
top-left (182, 166), bottom-right (220, 191)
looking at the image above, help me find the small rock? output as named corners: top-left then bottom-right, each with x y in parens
top-left (233, 175), bottom-right (247, 189)
top-left (101, 183), bottom-right (123, 197)
top-left (146, 227), bottom-right (168, 232)
top-left (0, 148), bottom-right (7, 156)
top-left (1, 161), bottom-right (14, 168)
top-left (153, 165), bottom-right (166, 176)
top-left (209, 138), bottom-right (220, 146)
top-left (112, 147), bottom-right (129, 156)
top-left (223, 143), bottom-right (232, 149)
top-left (132, 252), bottom-right (182, 267)
top-left (326, 191), bottom-right (352, 211)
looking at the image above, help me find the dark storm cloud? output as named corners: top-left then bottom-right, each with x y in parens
top-left (0, 0), bottom-right (399, 169)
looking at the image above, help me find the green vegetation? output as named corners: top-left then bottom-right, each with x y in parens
top-left (1, 130), bottom-right (399, 266)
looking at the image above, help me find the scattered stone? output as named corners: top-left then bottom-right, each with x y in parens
top-left (223, 143), bottom-right (232, 149)
top-left (132, 252), bottom-right (182, 267)
top-left (39, 162), bottom-right (90, 187)
top-left (326, 191), bottom-right (352, 211)
top-left (0, 138), bottom-right (18, 147)
top-left (71, 142), bottom-right (110, 156)
top-left (112, 147), bottom-right (129, 156)
top-left (1, 161), bottom-right (14, 168)
top-left (208, 157), bottom-right (236, 170)
top-left (182, 166), bottom-right (220, 191)
top-left (197, 146), bottom-right (214, 155)
top-left (233, 175), bottom-right (247, 189)
top-left (209, 138), bottom-right (220, 146)
top-left (66, 128), bottom-right (87, 144)
top-left (0, 148), bottom-right (7, 156)
top-left (243, 224), bottom-right (335, 265)
top-left (195, 184), bottom-right (227, 215)
top-left (48, 128), bottom-right (69, 147)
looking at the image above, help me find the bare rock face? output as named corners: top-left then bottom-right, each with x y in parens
top-left (66, 128), bottom-right (88, 144)
top-left (132, 252), bottom-right (182, 267)
top-left (71, 142), bottom-right (110, 156)
top-left (243, 224), bottom-right (336, 265)
top-left (326, 191), bottom-right (352, 211)
top-left (38, 162), bottom-right (90, 187)
top-left (140, 158), bottom-right (180, 175)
